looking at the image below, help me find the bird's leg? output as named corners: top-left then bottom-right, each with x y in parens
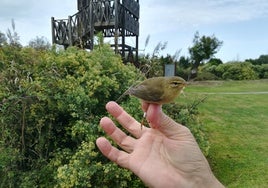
top-left (181, 87), bottom-right (186, 97)
top-left (140, 112), bottom-right (147, 130)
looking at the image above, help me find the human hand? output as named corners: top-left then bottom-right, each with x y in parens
top-left (96, 101), bottom-right (224, 188)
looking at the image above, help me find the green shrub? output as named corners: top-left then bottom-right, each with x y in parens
top-left (197, 61), bottom-right (263, 80)
top-left (195, 70), bottom-right (219, 81)
top-left (176, 67), bottom-right (191, 81)
top-left (213, 62), bottom-right (258, 80)
top-left (253, 64), bottom-right (268, 79)
top-left (0, 43), bottom-right (142, 187)
top-left (223, 62), bottom-right (258, 80)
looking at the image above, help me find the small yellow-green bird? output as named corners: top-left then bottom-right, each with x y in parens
top-left (128, 76), bottom-right (187, 104)
top-left (127, 76), bottom-right (186, 128)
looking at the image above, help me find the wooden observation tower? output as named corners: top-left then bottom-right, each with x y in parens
top-left (51, 0), bottom-right (139, 65)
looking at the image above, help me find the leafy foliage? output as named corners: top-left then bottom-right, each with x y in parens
top-left (0, 43), bottom-right (143, 187)
top-left (246, 54), bottom-right (268, 65)
top-left (0, 31), bottom-right (7, 46)
top-left (188, 32), bottom-right (223, 78)
top-left (6, 19), bottom-right (21, 47)
top-left (221, 62), bottom-right (258, 80)
top-left (28, 36), bottom-right (51, 50)
top-left (1, 23), bottom-right (267, 187)
top-left (0, 40), bottom-right (211, 187)
top-left (199, 61), bottom-right (258, 80)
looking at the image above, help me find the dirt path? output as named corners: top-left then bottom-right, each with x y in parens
top-left (187, 91), bottom-right (268, 95)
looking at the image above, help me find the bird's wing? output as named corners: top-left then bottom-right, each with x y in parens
top-left (128, 85), bottom-right (164, 103)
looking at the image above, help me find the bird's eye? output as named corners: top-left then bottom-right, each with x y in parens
top-left (171, 81), bottom-right (182, 86)
top-left (171, 81), bottom-right (182, 87)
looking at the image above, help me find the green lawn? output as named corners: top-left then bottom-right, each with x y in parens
top-left (182, 80), bottom-right (268, 188)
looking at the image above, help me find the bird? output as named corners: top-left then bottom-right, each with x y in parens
top-left (126, 76), bottom-right (187, 128)
top-left (127, 76), bottom-right (187, 104)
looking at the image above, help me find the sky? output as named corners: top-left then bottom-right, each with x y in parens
top-left (1, 0), bottom-right (268, 62)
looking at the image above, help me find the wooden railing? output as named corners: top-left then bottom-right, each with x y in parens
top-left (51, 0), bottom-right (139, 64)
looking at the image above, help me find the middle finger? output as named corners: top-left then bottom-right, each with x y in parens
top-left (100, 117), bottom-right (136, 153)
top-left (106, 101), bottom-right (147, 138)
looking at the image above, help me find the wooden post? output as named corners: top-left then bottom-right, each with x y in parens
top-left (51, 17), bottom-right (56, 44)
top-left (68, 16), bottom-right (73, 46)
top-left (89, 0), bottom-right (94, 50)
top-left (136, 34), bottom-right (139, 65)
top-left (122, 0), bottom-right (126, 62)
top-left (114, 0), bottom-right (119, 54)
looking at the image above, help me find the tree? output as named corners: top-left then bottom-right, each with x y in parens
top-left (6, 19), bottom-right (21, 47)
top-left (188, 32), bottom-right (223, 79)
top-left (138, 40), bottom-right (168, 78)
top-left (207, 58), bottom-right (223, 66)
top-left (178, 56), bottom-right (191, 69)
top-left (0, 31), bottom-right (7, 46)
top-left (246, 55), bottom-right (268, 65)
top-left (28, 36), bottom-right (51, 50)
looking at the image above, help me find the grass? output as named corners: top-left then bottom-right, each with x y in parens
top-left (180, 79), bottom-right (268, 188)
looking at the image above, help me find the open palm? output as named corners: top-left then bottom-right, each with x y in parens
top-left (96, 101), bottom-right (224, 188)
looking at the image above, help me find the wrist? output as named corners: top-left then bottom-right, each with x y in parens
top-left (193, 173), bottom-right (225, 188)
top-left (161, 171), bottom-right (224, 188)
top-left (207, 175), bottom-right (225, 188)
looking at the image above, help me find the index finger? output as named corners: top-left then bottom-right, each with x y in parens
top-left (142, 101), bottom-right (189, 138)
top-left (105, 101), bottom-right (145, 138)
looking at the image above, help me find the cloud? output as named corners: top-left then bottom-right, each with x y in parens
top-left (0, 0), bottom-right (77, 44)
top-left (140, 0), bottom-right (268, 29)
top-left (0, 0), bottom-right (76, 22)
top-left (0, 1), bottom-right (35, 19)
top-left (139, 0), bottom-right (268, 61)
top-left (0, 0), bottom-right (267, 62)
